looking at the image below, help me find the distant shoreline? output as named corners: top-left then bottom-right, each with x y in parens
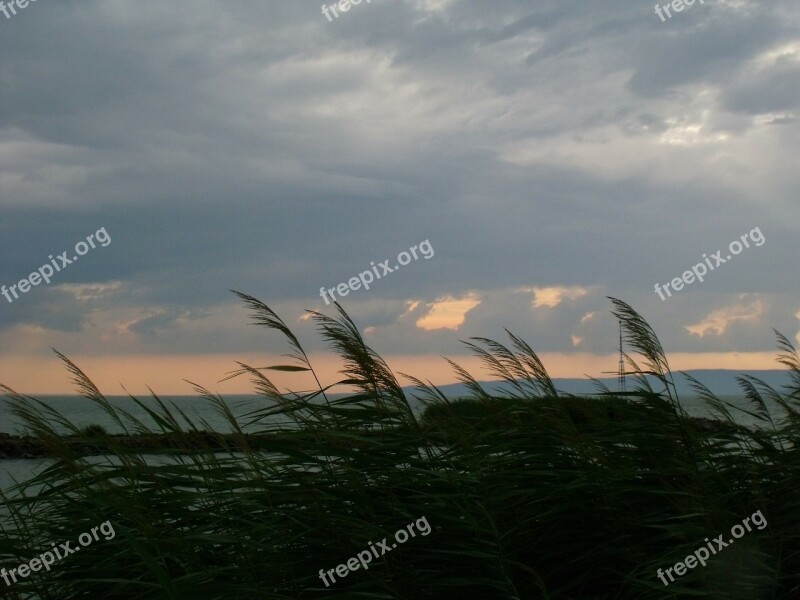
top-left (0, 430), bottom-right (312, 460)
top-left (0, 416), bottom-right (742, 459)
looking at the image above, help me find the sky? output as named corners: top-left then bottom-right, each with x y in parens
top-left (1, 0), bottom-right (798, 394)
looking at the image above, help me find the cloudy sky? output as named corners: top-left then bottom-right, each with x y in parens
top-left (1, 0), bottom-right (798, 394)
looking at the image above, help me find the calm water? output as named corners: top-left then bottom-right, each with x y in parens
top-left (0, 395), bottom-right (279, 435)
top-left (0, 394), bottom-right (776, 493)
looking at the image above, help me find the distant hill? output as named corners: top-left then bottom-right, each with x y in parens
top-left (402, 369), bottom-right (793, 398)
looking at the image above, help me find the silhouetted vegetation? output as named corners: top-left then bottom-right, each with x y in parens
top-left (0, 295), bottom-right (796, 599)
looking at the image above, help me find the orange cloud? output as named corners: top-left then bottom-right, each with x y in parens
top-left (415, 293), bottom-right (481, 331)
top-left (531, 286), bottom-right (589, 308)
top-left (686, 296), bottom-right (765, 337)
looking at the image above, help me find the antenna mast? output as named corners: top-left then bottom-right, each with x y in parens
top-left (618, 321), bottom-right (626, 393)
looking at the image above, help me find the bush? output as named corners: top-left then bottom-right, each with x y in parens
top-left (79, 424), bottom-right (108, 438)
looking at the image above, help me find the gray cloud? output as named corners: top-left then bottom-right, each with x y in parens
top-left (0, 0), bottom-right (798, 370)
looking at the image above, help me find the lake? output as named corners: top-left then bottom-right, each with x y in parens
top-left (0, 393), bottom-right (775, 493)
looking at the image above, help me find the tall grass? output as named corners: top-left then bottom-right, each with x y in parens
top-left (0, 295), bottom-right (798, 599)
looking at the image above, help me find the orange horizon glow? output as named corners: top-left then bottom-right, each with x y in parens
top-left (0, 351), bottom-right (785, 395)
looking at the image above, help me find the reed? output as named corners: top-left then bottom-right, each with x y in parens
top-left (0, 295), bottom-right (797, 599)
